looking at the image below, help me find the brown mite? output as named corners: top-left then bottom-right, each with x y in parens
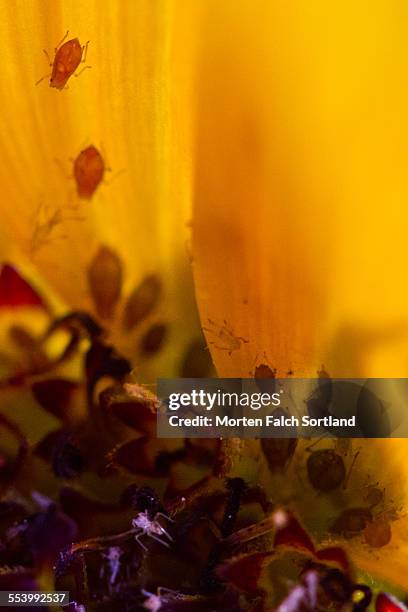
top-left (363, 485), bottom-right (384, 509)
top-left (307, 449), bottom-right (346, 492)
top-left (202, 319), bottom-right (248, 356)
top-left (74, 145), bottom-right (105, 199)
top-left (255, 363), bottom-right (275, 377)
top-left (37, 31), bottom-right (90, 90)
top-left (331, 507), bottom-right (372, 536)
top-left (254, 362), bottom-right (277, 393)
top-left (363, 518), bottom-right (392, 548)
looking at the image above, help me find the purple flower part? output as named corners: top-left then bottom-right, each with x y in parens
top-left (24, 504), bottom-right (78, 569)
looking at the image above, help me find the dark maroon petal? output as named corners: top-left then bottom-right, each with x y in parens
top-left (376, 593), bottom-right (408, 612)
top-left (0, 412), bottom-right (28, 488)
top-left (0, 569), bottom-right (39, 590)
top-left (59, 487), bottom-right (119, 534)
top-left (51, 438), bottom-right (85, 479)
top-left (274, 513), bottom-right (315, 553)
top-left (35, 428), bottom-right (85, 478)
top-left (109, 437), bottom-right (171, 477)
top-left (0, 264), bottom-right (45, 309)
top-left (100, 385), bottom-right (157, 435)
top-left (216, 552), bottom-right (274, 593)
top-left (31, 379), bottom-right (78, 421)
top-left (316, 546), bottom-right (349, 572)
top-left (35, 429), bottom-right (65, 462)
top-left (24, 505), bottom-right (78, 569)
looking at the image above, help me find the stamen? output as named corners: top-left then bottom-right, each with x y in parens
top-left (88, 246), bottom-right (123, 319)
top-left (140, 322), bottom-right (167, 355)
top-left (122, 275), bottom-right (161, 330)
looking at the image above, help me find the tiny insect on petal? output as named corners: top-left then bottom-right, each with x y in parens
top-left (88, 246), bottom-right (123, 319)
top-left (331, 507), bottom-right (372, 536)
top-left (307, 449), bottom-right (346, 491)
top-left (47, 37), bottom-right (89, 90)
top-left (216, 551), bottom-right (275, 593)
top-left (363, 486), bottom-right (384, 508)
top-left (31, 378), bottom-right (78, 422)
top-left (254, 363), bottom-right (277, 393)
top-left (74, 145), bottom-right (105, 199)
top-left (363, 519), bottom-right (392, 548)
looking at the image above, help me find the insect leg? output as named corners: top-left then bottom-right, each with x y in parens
top-left (35, 73), bottom-right (51, 86)
top-left (81, 40), bottom-right (90, 63)
top-left (159, 526), bottom-right (174, 542)
top-left (150, 533), bottom-right (171, 548)
top-left (42, 49), bottom-right (52, 65)
top-left (74, 65), bottom-right (92, 78)
top-left (158, 586), bottom-right (180, 596)
top-left (135, 532), bottom-right (148, 551)
top-left (55, 30), bottom-right (69, 52)
top-left (111, 564), bottom-right (119, 584)
top-left (155, 512), bottom-right (175, 523)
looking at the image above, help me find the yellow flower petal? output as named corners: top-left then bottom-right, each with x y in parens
top-left (0, 0), bottom-right (201, 379)
top-left (191, 0), bottom-right (408, 590)
top-left (192, 0), bottom-right (408, 378)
